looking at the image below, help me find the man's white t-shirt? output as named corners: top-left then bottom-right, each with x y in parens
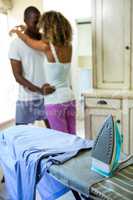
top-left (8, 38), bottom-right (46, 101)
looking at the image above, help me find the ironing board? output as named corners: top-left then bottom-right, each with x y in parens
top-left (47, 150), bottom-right (96, 199)
top-left (0, 125), bottom-right (132, 200)
top-left (47, 151), bottom-right (133, 200)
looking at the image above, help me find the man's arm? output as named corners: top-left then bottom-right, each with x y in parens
top-left (10, 59), bottom-right (55, 95)
top-left (10, 59), bottom-right (43, 94)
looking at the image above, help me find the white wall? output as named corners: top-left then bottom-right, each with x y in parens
top-left (0, 13), bottom-right (14, 122)
top-left (8, 0), bottom-right (44, 27)
top-left (43, 0), bottom-right (91, 19)
top-left (0, 0), bottom-right (44, 123)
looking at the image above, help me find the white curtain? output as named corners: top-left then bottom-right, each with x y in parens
top-left (0, 0), bottom-right (12, 13)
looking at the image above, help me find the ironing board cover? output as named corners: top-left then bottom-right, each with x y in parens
top-left (90, 156), bottom-right (133, 200)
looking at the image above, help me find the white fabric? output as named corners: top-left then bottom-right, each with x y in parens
top-left (44, 43), bottom-right (74, 104)
top-left (8, 38), bottom-right (46, 101)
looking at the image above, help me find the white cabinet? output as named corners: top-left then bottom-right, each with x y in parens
top-left (83, 0), bottom-right (133, 154)
top-left (123, 99), bottom-right (133, 154)
top-left (83, 90), bottom-right (133, 154)
top-left (92, 0), bottom-right (131, 89)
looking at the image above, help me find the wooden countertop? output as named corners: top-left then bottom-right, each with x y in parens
top-left (82, 89), bottom-right (133, 99)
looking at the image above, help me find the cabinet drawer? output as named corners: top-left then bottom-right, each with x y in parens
top-left (85, 98), bottom-right (121, 109)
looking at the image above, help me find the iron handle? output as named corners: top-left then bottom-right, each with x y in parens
top-left (97, 100), bottom-right (107, 105)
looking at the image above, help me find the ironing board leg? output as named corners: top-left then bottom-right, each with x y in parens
top-left (81, 194), bottom-right (94, 200)
top-left (71, 189), bottom-right (82, 200)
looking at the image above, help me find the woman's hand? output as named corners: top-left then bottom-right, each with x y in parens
top-left (15, 25), bottom-right (25, 32)
top-left (9, 25), bottom-right (25, 36)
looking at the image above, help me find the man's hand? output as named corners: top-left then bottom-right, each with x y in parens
top-left (42, 83), bottom-right (56, 95)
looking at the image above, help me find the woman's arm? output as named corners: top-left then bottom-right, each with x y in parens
top-left (10, 29), bottom-right (48, 52)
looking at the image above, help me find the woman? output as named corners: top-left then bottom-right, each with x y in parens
top-left (10, 11), bottom-right (76, 134)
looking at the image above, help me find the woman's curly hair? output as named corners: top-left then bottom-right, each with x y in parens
top-left (39, 11), bottom-right (72, 46)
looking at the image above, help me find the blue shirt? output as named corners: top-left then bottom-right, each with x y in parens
top-left (0, 125), bottom-right (93, 200)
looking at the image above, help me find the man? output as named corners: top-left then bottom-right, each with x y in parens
top-left (8, 6), bottom-right (54, 127)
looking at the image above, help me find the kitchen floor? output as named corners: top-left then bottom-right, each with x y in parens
top-left (0, 119), bottom-right (85, 200)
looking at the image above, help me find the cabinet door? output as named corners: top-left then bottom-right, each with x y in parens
top-left (84, 107), bottom-right (122, 140)
top-left (123, 99), bottom-right (133, 154)
top-left (92, 0), bottom-right (131, 89)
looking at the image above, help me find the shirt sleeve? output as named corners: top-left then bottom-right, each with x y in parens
top-left (8, 38), bottom-right (21, 61)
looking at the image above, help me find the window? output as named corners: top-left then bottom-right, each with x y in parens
top-left (76, 19), bottom-right (92, 69)
top-left (0, 13), bottom-right (17, 122)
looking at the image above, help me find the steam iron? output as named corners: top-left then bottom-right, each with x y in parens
top-left (91, 115), bottom-right (123, 177)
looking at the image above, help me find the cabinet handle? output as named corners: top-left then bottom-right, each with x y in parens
top-left (116, 119), bottom-right (121, 124)
top-left (97, 100), bottom-right (107, 105)
top-left (125, 46), bottom-right (130, 50)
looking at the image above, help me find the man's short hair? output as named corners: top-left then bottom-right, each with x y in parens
top-left (24, 6), bottom-right (40, 21)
